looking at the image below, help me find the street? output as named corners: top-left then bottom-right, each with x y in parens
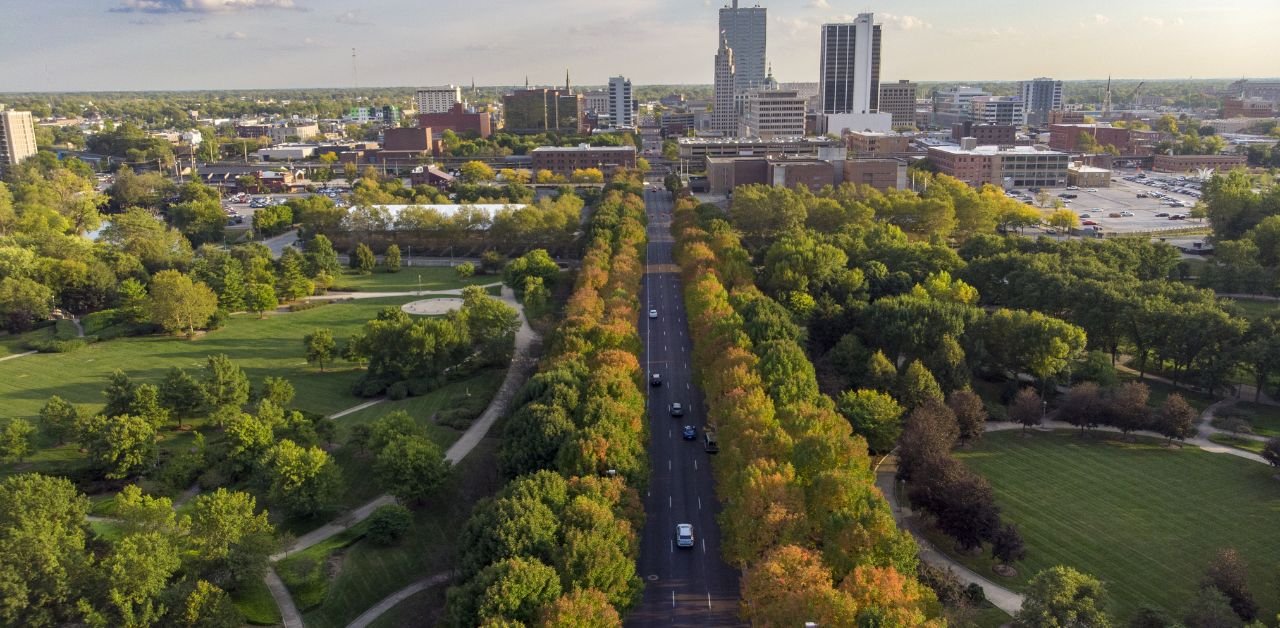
top-left (627, 189), bottom-right (743, 627)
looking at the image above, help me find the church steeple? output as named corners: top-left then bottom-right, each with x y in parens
top-left (565, 69), bottom-right (572, 93)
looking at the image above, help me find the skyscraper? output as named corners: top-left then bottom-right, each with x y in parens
top-left (718, 1), bottom-right (766, 94)
top-left (608, 76), bottom-right (635, 129)
top-left (1020, 77), bottom-right (1064, 126)
top-left (819, 14), bottom-right (882, 115)
top-left (0, 110), bottom-right (37, 177)
top-left (712, 36), bottom-right (737, 135)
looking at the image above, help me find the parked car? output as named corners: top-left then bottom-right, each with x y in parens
top-left (1082, 220), bottom-right (1098, 226)
top-left (1155, 212), bottom-right (1169, 217)
top-left (703, 430), bottom-right (719, 453)
top-left (1080, 214), bottom-right (1092, 219)
top-left (1120, 211), bottom-right (1134, 217)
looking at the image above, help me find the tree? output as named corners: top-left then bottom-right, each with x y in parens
top-left (570, 168), bottom-right (605, 184)
top-left (303, 234), bottom-right (342, 278)
top-left (366, 504), bottom-right (413, 546)
top-left (459, 161), bottom-right (495, 183)
top-left (130, 383), bottom-right (170, 430)
top-left (0, 419), bottom-right (34, 462)
top-left (351, 243), bottom-right (375, 274)
top-left (1263, 438), bottom-right (1280, 468)
top-left (0, 473), bottom-right (91, 627)
top-left (1155, 393), bottom-right (1197, 443)
top-left (202, 354), bottom-right (250, 412)
top-left (77, 413), bottom-right (157, 479)
top-left (504, 249), bottom-right (560, 297)
top-left (187, 489), bottom-right (275, 587)
top-left (103, 368), bottom-right (137, 418)
top-left (462, 285), bottom-right (522, 363)
top-left (257, 376), bottom-right (295, 408)
top-left (244, 283), bottom-right (277, 318)
top-left (897, 360), bottom-right (944, 411)
top-left (275, 248), bottom-right (314, 301)
top-left (1047, 209), bottom-right (1080, 234)
top-left (1201, 548), bottom-right (1258, 622)
top-left (455, 262), bottom-right (476, 279)
top-left (39, 395), bottom-right (80, 445)
top-left (740, 544), bottom-right (856, 627)
top-left (1106, 382), bottom-right (1151, 435)
top-left (304, 328), bottom-right (336, 372)
top-left (95, 531), bottom-right (182, 626)
top-left (0, 276), bottom-right (54, 332)
top-left (1182, 586), bottom-right (1243, 628)
top-left (267, 439), bottom-right (343, 517)
top-left (159, 368), bottom-right (204, 425)
top-left (947, 389), bottom-right (987, 443)
top-left (1061, 382), bottom-right (1105, 434)
top-left (1009, 387), bottom-right (1043, 431)
top-left (990, 523), bottom-right (1026, 566)
top-left (866, 350), bottom-right (898, 393)
top-left (539, 589), bottom-right (622, 627)
top-left (383, 243), bottom-right (402, 273)
top-left (1018, 566), bottom-right (1112, 628)
top-left (178, 580), bottom-right (242, 628)
top-left (169, 198), bottom-right (226, 247)
top-left (148, 270), bottom-right (219, 337)
top-left (375, 434), bottom-right (451, 503)
top-left (836, 389), bottom-right (904, 454)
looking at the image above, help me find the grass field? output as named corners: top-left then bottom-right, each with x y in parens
top-left (937, 431), bottom-right (1280, 622)
top-left (231, 576), bottom-right (283, 626)
top-left (1208, 433), bottom-right (1269, 454)
top-left (1222, 297), bottom-right (1280, 321)
top-left (0, 296), bottom-right (424, 420)
top-left (329, 267), bottom-right (497, 293)
top-left (297, 437), bottom-right (504, 628)
top-left (367, 584), bottom-right (448, 628)
top-left (1215, 402), bottom-right (1280, 438)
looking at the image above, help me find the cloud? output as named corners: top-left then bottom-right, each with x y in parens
top-left (1094, 14), bottom-right (1110, 25)
top-left (218, 31), bottom-right (248, 39)
top-left (336, 10), bottom-right (370, 26)
top-left (1141, 16), bottom-right (1165, 27)
top-left (807, 0), bottom-right (830, 8)
top-left (880, 13), bottom-right (932, 31)
top-left (112, 0), bottom-right (298, 13)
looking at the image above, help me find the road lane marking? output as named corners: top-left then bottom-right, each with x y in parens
top-left (672, 591), bottom-right (676, 608)
top-left (702, 538), bottom-right (707, 554)
top-left (698, 497), bottom-right (702, 510)
top-left (668, 459), bottom-right (672, 471)
top-left (707, 592), bottom-right (712, 609)
top-left (668, 496), bottom-right (672, 508)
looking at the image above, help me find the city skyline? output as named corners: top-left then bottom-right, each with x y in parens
top-left (0, 0), bottom-right (1277, 91)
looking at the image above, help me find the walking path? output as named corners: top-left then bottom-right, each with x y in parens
top-left (302, 282), bottom-right (503, 302)
top-left (262, 285), bottom-right (540, 626)
top-left (343, 572), bottom-right (450, 628)
top-left (0, 350), bottom-right (37, 362)
top-left (265, 567), bottom-right (304, 628)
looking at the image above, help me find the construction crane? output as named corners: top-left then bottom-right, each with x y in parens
top-left (1124, 81), bottom-right (1146, 108)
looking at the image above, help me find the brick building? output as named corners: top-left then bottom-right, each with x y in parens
top-left (1151, 154), bottom-right (1247, 174)
top-left (530, 145), bottom-right (636, 176)
top-left (417, 103), bottom-right (492, 138)
top-left (845, 131), bottom-right (911, 156)
top-left (951, 122), bottom-right (1016, 145)
top-left (1049, 124), bottom-right (1159, 156)
top-left (928, 142), bottom-right (1069, 188)
top-left (1222, 97), bottom-right (1277, 119)
top-left (844, 158), bottom-right (905, 190)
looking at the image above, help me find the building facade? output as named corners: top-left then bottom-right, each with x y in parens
top-left (583, 90), bottom-right (609, 115)
top-left (530, 145), bottom-right (637, 176)
top-left (844, 158), bottom-right (906, 191)
top-left (1049, 124), bottom-right (1160, 156)
top-left (819, 15), bottom-right (882, 115)
top-left (951, 122), bottom-right (1017, 145)
top-left (608, 76), bottom-right (635, 128)
top-left (712, 37), bottom-right (738, 135)
top-left (845, 131), bottom-right (911, 156)
top-left (415, 86), bottom-right (463, 114)
top-left (1227, 80), bottom-right (1280, 103)
top-left (1151, 154), bottom-right (1248, 174)
top-left (969, 97), bottom-right (1025, 126)
top-left (739, 89), bottom-right (807, 138)
top-left (1020, 77), bottom-right (1063, 126)
top-left (417, 103), bottom-right (492, 138)
top-left (719, 0), bottom-right (767, 94)
top-left (932, 86), bottom-right (990, 128)
top-left (678, 136), bottom-right (843, 168)
top-left (502, 89), bottom-right (585, 135)
top-left (0, 111), bottom-right (37, 176)
top-left (928, 143), bottom-right (1069, 188)
top-left (269, 123), bottom-right (320, 145)
top-left (1222, 97), bottom-right (1277, 118)
top-left (878, 80), bottom-right (917, 129)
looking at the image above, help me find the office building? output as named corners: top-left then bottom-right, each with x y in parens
top-left (502, 88), bottom-right (586, 134)
top-left (932, 86), bottom-right (990, 127)
top-left (739, 89), bottom-right (807, 138)
top-left (705, 154), bottom-right (904, 195)
top-left (969, 96), bottom-right (1025, 126)
top-left (1222, 97), bottom-right (1277, 118)
top-left (951, 122), bottom-right (1017, 145)
top-left (819, 15), bottom-right (882, 115)
top-left (417, 103), bottom-right (492, 138)
top-left (583, 90), bottom-right (609, 115)
top-left (719, 0), bottom-right (767, 94)
top-left (1152, 154), bottom-right (1247, 174)
top-left (415, 86), bottom-right (463, 114)
top-left (0, 110), bottom-right (37, 176)
top-left (678, 136), bottom-right (843, 168)
top-left (1227, 79), bottom-right (1280, 103)
top-left (928, 141), bottom-right (1069, 188)
top-left (712, 36), bottom-right (738, 135)
top-left (879, 80), bottom-right (918, 129)
top-left (845, 131), bottom-right (912, 156)
top-left (608, 76), bottom-right (635, 128)
top-left (1020, 77), bottom-right (1063, 126)
top-left (530, 145), bottom-right (636, 176)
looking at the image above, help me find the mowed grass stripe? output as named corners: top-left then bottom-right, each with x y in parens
top-left (951, 431), bottom-right (1280, 621)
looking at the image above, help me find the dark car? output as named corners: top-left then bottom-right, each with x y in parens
top-left (682, 425), bottom-right (696, 440)
top-left (650, 373), bottom-right (661, 387)
top-left (668, 402), bottom-right (684, 417)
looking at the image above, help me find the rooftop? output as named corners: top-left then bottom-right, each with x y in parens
top-left (678, 136), bottom-right (840, 145)
top-left (530, 145), bottom-right (636, 153)
top-left (929, 144), bottom-right (1068, 157)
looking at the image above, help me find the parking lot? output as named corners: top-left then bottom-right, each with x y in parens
top-left (1013, 171), bottom-right (1208, 236)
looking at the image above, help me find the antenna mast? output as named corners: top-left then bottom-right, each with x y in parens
top-left (352, 48), bottom-right (359, 90)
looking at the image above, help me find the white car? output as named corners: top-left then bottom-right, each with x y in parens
top-left (649, 309), bottom-right (658, 319)
top-left (1086, 188), bottom-right (1098, 192)
top-left (675, 523), bottom-right (694, 548)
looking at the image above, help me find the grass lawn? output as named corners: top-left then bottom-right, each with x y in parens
top-left (1215, 402), bottom-right (1280, 438)
top-left (1222, 297), bottom-right (1280, 321)
top-left (231, 576), bottom-right (283, 626)
top-left (0, 326), bottom-right (50, 357)
top-left (367, 584), bottom-right (447, 628)
top-left (935, 431), bottom-right (1280, 622)
top-left (297, 437), bottom-right (504, 628)
top-left (1208, 433), bottom-right (1268, 454)
top-left (0, 296), bottom-right (421, 421)
top-left (329, 267), bottom-right (498, 293)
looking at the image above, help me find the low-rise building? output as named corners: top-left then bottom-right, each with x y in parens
top-left (705, 155), bottom-right (905, 195)
top-left (1151, 154), bottom-right (1247, 174)
top-left (418, 103), bottom-right (492, 138)
top-left (1047, 110), bottom-right (1087, 125)
top-left (1222, 97), bottom-right (1277, 119)
top-left (530, 145), bottom-right (636, 176)
top-left (928, 141), bottom-right (1069, 188)
top-left (844, 158), bottom-right (906, 191)
top-left (1049, 124), bottom-right (1159, 156)
top-left (677, 136), bottom-right (843, 169)
top-left (256, 145), bottom-right (316, 160)
top-left (270, 123), bottom-right (320, 145)
top-left (950, 122), bottom-right (1016, 145)
top-left (1067, 163), bottom-right (1112, 187)
top-left (845, 131), bottom-right (912, 156)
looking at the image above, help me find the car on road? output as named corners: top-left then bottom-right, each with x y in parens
top-left (668, 402), bottom-right (684, 417)
top-left (651, 373), bottom-right (662, 387)
top-left (1086, 188), bottom-right (1098, 192)
top-left (1155, 212), bottom-right (1169, 217)
top-left (1120, 211), bottom-right (1134, 217)
top-left (682, 425), bottom-right (696, 440)
top-left (1081, 220), bottom-right (1098, 226)
top-left (1066, 185), bottom-right (1079, 190)
top-left (649, 309), bottom-right (658, 319)
top-left (1137, 193), bottom-right (1149, 198)
top-left (675, 523), bottom-right (694, 548)
top-left (1079, 214), bottom-right (1091, 219)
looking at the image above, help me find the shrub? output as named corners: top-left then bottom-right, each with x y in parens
top-left (387, 381), bottom-right (409, 401)
top-left (366, 504), bottom-right (413, 545)
top-left (288, 300), bottom-right (331, 312)
top-left (206, 309), bottom-right (229, 331)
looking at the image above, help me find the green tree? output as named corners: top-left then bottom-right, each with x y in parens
top-left (103, 368), bottom-right (137, 418)
top-left (383, 243), bottom-right (402, 273)
top-left (257, 376), bottom-right (295, 408)
top-left (225, 411), bottom-right (274, 475)
top-left (504, 249), bottom-right (560, 297)
top-left (0, 276), bottom-right (54, 332)
top-left (1018, 566), bottom-right (1112, 628)
top-left (365, 504), bottom-right (414, 546)
top-left (77, 413), bottom-right (157, 479)
top-left (159, 368), bottom-right (204, 426)
top-left (455, 262), bottom-right (476, 279)
top-left (275, 248), bottom-right (313, 301)
top-left (39, 395), bottom-right (80, 445)
top-left (169, 198), bottom-right (226, 247)
top-left (244, 283), bottom-right (277, 318)
top-left (462, 285), bottom-right (521, 363)
top-left (946, 389), bottom-right (987, 443)
top-left (267, 439), bottom-right (343, 517)
top-left (459, 161), bottom-right (496, 183)
top-left (303, 234), bottom-right (342, 278)
top-left (897, 360), bottom-right (944, 411)
top-left (177, 580), bottom-right (242, 628)
top-left (187, 489), bottom-right (275, 586)
top-left (304, 328), bottom-right (336, 372)
top-left (193, 247), bottom-right (247, 312)
top-left (1182, 586), bottom-right (1243, 628)
top-left (866, 350), bottom-right (899, 393)
top-left (94, 531), bottom-right (182, 627)
top-left (1047, 208), bottom-right (1080, 234)
top-left (352, 243), bottom-right (376, 274)
top-left (117, 278), bottom-right (150, 324)
top-left (130, 383), bottom-right (170, 430)
top-left (836, 389), bottom-right (905, 454)
top-left (1201, 548), bottom-right (1258, 622)
top-left (202, 354), bottom-right (250, 412)
top-left (451, 557), bottom-right (563, 626)
top-left (0, 473), bottom-right (90, 627)
top-left (375, 434), bottom-right (451, 503)
top-left (148, 271), bottom-right (219, 337)
top-left (0, 419), bottom-right (35, 463)
top-left (539, 589), bottom-right (622, 627)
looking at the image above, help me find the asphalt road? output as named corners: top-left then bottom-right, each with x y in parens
top-left (627, 189), bottom-right (743, 627)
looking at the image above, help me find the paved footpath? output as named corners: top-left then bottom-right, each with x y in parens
top-left (263, 285), bottom-right (539, 627)
top-left (343, 572), bottom-right (450, 628)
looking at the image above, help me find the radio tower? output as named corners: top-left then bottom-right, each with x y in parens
top-left (352, 48), bottom-right (359, 90)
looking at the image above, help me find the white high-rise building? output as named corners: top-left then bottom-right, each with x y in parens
top-left (712, 37), bottom-right (738, 135)
top-left (608, 76), bottom-right (635, 129)
top-left (739, 88), bottom-right (806, 138)
top-left (0, 111), bottom-right (37, 177)
top-left (1020, 77), bottom-right (1064, 126)
top-left (819, 15), bottom-right (881, 115)
top-left (970, 96), bottom-right (1026, 126)
top-left (719, 1), bottom-right (766, 95)
top-left (414, 86), bottom-right (462, 114)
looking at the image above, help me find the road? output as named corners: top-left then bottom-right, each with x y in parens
top-left (627, 189), bottom-right (742, 627)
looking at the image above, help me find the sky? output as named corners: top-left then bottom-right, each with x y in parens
top-left (1, 0), bottom-right (1277, 92)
